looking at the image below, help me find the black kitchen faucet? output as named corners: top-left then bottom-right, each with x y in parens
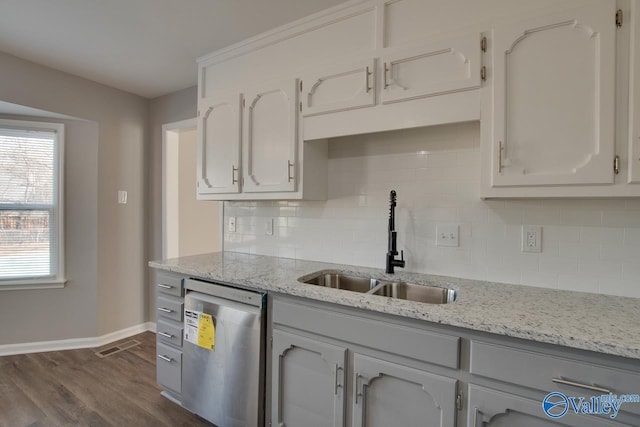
top-left (386, 190), bottom-right (405, 274)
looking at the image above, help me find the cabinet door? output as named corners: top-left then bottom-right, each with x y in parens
top-left (197, 93), bottom-right (242, 195)
top-left (630, 0), bottom-right (640, 184)
top-left (352, 353), bottom-right (457, 427)
top-left (242, 79), bottom-right (298, 193)
top-left (490, 1), bottom-right (616, 187)
top-left (468, 385), bottom-right (628, 427)
top-left (272, 329), bottom-right (347, 427)
top-left (302, 58), bottom-right (376, 117)
top-left (380, 32), bottom-right (482, 104)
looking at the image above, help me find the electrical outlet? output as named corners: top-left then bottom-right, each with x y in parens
top-left (436, 224), bottom-right (459, 247)
top-left (522, 225), bottom-right (542, 253)
top-left (265, 218), bottom-right (274, 236)
top-left (228, 217), bottom-right (236, 233)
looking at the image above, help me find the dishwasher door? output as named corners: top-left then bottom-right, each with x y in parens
top-left (182, 284), bottom-right (265, 427)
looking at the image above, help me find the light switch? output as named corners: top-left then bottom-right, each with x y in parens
top-left (117, 190), bottom-right (127, 204)
top-left (228, 217), bottom-right (236, 233)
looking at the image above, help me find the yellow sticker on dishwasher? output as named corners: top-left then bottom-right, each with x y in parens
top-left (197, 313), bottom-right (215, 350)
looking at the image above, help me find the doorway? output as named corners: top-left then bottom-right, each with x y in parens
top-left (163, 119), bottom-right (221, 259)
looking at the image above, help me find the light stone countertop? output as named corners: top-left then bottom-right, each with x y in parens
top-left (150, 251), bottom-right (640, 360)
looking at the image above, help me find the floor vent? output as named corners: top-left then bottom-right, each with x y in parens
top-left (95, 339), bottom-right (141, 358)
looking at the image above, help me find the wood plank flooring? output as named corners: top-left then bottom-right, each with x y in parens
top-left (0, 332), bottom-right (213, 427)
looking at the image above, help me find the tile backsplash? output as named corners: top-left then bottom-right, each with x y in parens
top-left (224, 122), bottom-right (640, 297)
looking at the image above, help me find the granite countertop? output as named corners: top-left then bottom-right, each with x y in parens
top-left (150, 251), bottom-right (640, 360)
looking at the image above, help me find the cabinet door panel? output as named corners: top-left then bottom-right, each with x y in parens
top-left (469, 385), bottom-right (629, 427)
top-left (243, 79), bottom-right (298, 193)
top-left (491, 1), bottom-right (616, 187)
top-left (353, 354), bottom-right (457, 427)
top-left (272, 330), bottom-right (346, 427)
top-left (381, 32), bottom-right (481, 104)
top-left (197, 94), bottom-right (242, 194)
top-left (302, 58), bottom-right (376, 117)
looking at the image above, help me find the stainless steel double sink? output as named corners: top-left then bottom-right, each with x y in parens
top-left (300, 272), bottom-right (456, 304)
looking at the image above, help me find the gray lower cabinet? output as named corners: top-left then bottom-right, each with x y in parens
top-left (154, 271), bottom-right (186, 402)
top-left (270, 295), bottom-right (460, 427)
top-left (468, 385), bottom-right (627, 427)
top-left (352, 353), bottom-right (457, 427)
top-left (271, 329), bottom-right (347, 427)
top-left (270, 294), bottom-right (640, 427)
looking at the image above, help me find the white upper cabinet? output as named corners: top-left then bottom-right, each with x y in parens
top-left (301, 58), bottom-right (376, 117)
top-left (242, 78), bottom-right (299, 193)
top-left (380, 33), bottom-right (482, 104)
top-left (197, 93), bottom-right (242, 196)
top-left (488, 1), bottom-right (616, 188)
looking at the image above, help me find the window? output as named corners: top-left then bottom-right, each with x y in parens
top-left (0, 119), bottom-right (65, 288)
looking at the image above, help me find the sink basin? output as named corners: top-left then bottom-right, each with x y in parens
top-left (370, 282), bottom-right (456, 304)
top-left (301, 272), bottom-right (379, 293)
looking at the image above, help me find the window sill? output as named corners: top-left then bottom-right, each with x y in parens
top-left (0, 278), bottom-right (67, 291)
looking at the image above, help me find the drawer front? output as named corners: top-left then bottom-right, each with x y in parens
top-left (157, 318), bottom-right (183, 348)
top-left (470, 340), bottom-right (640, 416)
top-left (273, 297), bottom-right (460, 369)
top-left (156, 272), bottom-right (184, 297)
top-left (157, 295), bottom-right (183, 323)
top-left (157, 342), bottom-right (182, 394)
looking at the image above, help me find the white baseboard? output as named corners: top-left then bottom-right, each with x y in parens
top-left (0, 322), bottom-right (156, 356)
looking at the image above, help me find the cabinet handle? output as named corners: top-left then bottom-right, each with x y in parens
top-left (157, 331), bottom-right (174, 338)
top-left (365, 66), bottom-right (371, 93)
top-left (232, 165), bottom-right (239, 184)
top-left (287, 160), bottom-right (294, 183)
top-left (157, 307), bottom-right (173, 313)
top-left (157, 284), bottom-right (173, 289)
top-left (551, 377), bottom-right (611, 395)
top-left (614, 155), bottom-right (620, 175)
top-left (334, 365), bottom-right (343, 395)
top-left (474, 407), bottom-right (479, 427)
top-left (157, 354), bottom-right (173, 363)
top-left (383, 63), bottom-right (389, 89)
top-left (497, 141), bottom-right (504, 174)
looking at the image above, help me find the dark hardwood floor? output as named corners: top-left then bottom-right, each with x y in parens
top-left (0, 332), bottom-right (212, 427)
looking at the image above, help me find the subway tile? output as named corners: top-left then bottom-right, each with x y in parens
top-left (539, 255), bottom-right (578, 275)
top-left (557, 274), bottom-right (600, 293)
top-left (579, 227), bottom-right (624, 245)
top-left (576, 258), bottom-right (623, 280)
top-left (558, 240), bottom-right (600, 259)
top-left (523, 207), bottom-right (562, 226)
top-left (488, 207), bottom-right (523, 225)
top-left (520, 271), bottom-right (558, 289)
top-left (223, 127), bottom-right (635, 297)
top-left (602, 210), bottom-right (640, 228)
top-left (600, 278), bottom-right (640, 298)
top-left (560, 209), bottom-right (602, 226)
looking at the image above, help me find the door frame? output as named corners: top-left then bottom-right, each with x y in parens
top-left (161, 118), bottom-right (224, 259)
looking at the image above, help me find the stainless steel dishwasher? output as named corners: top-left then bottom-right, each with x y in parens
top-left (182, 278), bottom-right (266, 427)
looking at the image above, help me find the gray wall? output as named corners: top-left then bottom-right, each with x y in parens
top-left (147, 86), bottom-right (198, 322)
top-left (0, 50), bottom-right (148, 342)
top-left (0, 115), bottom-right (99, 344)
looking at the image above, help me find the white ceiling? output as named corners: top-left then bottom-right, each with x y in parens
top-left (0, 0), bottom-right (348, 99)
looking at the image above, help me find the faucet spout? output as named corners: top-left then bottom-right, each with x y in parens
top-left (386, 190), bottom-right (405, 274)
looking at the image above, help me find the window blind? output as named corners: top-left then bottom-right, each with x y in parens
top-left (0, 126), bottom-right (58, 280)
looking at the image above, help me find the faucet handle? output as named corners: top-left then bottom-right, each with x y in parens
top-left (400, 250), bottom-right (404, 261)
